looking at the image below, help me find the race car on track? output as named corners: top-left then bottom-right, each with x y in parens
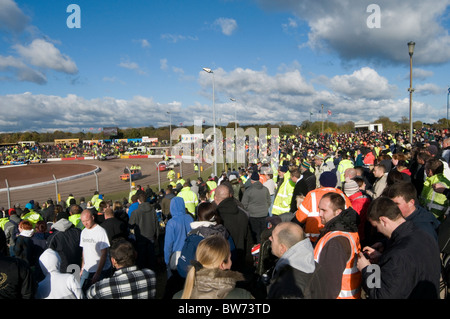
top-left (157, 159), bottom-right (179, 171)
top-left (120, 168), bottom-right (143, 181)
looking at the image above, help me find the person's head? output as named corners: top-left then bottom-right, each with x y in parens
top-left (110, 239), bottom-right (137, 269)
top-left (290, 169), bottom-right (301, 182)
top-left (384, 181), bottom-right (417, 218)
top-left (18, 220), bottom-right (32, 232)
top-left (104, 207), bottom-right (114, 219)
top-left (424, 158), bottom-right (443, 177)
top-left (319, 171), bottom-right (337, 188)
top-left (34, 220), bottom-right (47, 233)
top-left (197, 201), bottom-right (222, 224)
top-left (373, 163), bottom-right (386, 178)
top-left (113, 200), bottom-right (123, 211)
top-left (80, 209), bottom-right (96, 229)
top-left (181, 235), bottom-right (232, 299)
top-left (314, 154), bottom-right (324, 166)
top-left (318, 192), bottom-right (345, 225)
top-left (367, 196), bottom-right (405, 238)
top-left (214, 184), bottom-right (231, 205)
top-left (270, 222), bottom-right (305, 258)
top-left (69, 204), bottom-right (82, 216)
top-left (137, 193), bottom-right (146, 204)
top-left (98, 201), bottom-right (107, 212)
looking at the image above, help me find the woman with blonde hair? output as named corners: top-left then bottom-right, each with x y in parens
top-left (176, 235), bottom-right (252, 299)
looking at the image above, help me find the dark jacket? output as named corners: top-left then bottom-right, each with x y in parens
top-left (290, 170), bottom-right (316, 213)
top-left (129, 201), bottom-right (159, 242)
top-left (268, 238), bottom-right (319, 299)
top-left (0, 254), bottom-right (36, 299)
top-left (407, 205), bottom-right (440, 241)
top-left (215, 197), bottom-right (249, 272)
top-left (361, 221), bottom-right (441, 299)
top-left (41, 204), bottom-right (55, 223)
top-left (101, 217), bottom-right (129, 243)
top-left (46, 218), bottom-right (82, 273)
top-left (313, 207), bottom-right (360, 299)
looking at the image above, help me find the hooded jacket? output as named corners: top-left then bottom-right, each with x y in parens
top-left (46, 218), bottom-right (82, 273)
top-left (188, 268), bottom-right (251, 299)
top-left (164, 197), bottom-right (193, 267)
top-left (35, 248), bottom-right (83, 299)
top-left (268, 238), bottom-right (318, 299)
top-left (177, 221), bottom-right (236, 278)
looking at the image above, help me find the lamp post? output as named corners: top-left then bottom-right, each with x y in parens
top-left (230, 98), bottom-right (237, 170)
top-left (167, 111), bottom-right (172, 148)
top-left (408, 41), bottom-right (415, 144)
top-left (203, 67), bottom-right (217, 177)
top-left (447, 87), bottom-right (450, 129)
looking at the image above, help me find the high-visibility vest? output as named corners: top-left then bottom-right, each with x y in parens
top-left (337, 159), bottom-right (354, 182)
top-left (206, 180), bottom-right (217, 201)
top-left (21, 210), bottom-right (43, 228)
top-left (177, 187), bottom-right (198, 215)
top-left (272, 171), bottom-right (295, 215)
top-left (314, 230), bottom-right (362, 299)
top-left (68, 214), bottom-right (84, 229)
top-left (420, 173), bottom-right (450, 222)
top-left (296, 187), bottom-right (352, 243)
top-left (66, 196), bottom-right (75, 207)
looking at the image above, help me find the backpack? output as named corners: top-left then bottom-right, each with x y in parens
top-left (177, 234), bottom-right (203, 278)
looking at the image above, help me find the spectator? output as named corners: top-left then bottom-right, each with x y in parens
top-left (357, 197), bottom-right (441, 299)
top-left (46, 216), bottom-right (82, 274)
top-left (241, 170), bottom-right (271, 244)
top-left (4, 208), bottom-right (20, 257)
top-left (420, 158), bottom-right (450, 222)
top-left (163, 197), bottom-right (193, 294)
top-left (79, 209), bottom-right (112, 293)
top-left (294, 171), bottom-right (352, 245)
top-left (366, 163), bottom-right (388, 199)
top-left (385, 181), bottom-right (440, 241)
top-left (0, 227), bottom-right (36, 299)
top-left (40, 199), bottom-right (55, 224)
top-left (129, 193), bottom-right (159, 270)
top-left (101, 207), bottom-right (129, 243)
top-left (174, 235), bottom-right (253, 299)
top-left (267, 222), bottom-right (320, 299)
top-left (343, 179), bottom-right (372, 246)
top-left (214, 184), bottom-right (249, 272)
top-left (86, 239), bottom-right (156, 299)
top-left (314, 192), bottom-right (362, 299)
top-left (35, 248), bottom-right (83, 299)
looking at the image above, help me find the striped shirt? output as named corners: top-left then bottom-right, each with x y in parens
top-left (86, 266), bottom-right (156, 299)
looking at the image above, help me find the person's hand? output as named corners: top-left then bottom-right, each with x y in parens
top-left (357, 252), bottom-right (371, 271)
top-left (432, 183), bottom-right (447, 194)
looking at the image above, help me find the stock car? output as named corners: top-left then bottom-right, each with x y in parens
top-left (120, 168), bottom-right (143, 181)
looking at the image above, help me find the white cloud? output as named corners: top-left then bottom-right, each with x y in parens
top-left (14, 39), bottom-right (78, 74)
top-left (118, 59), bottom-right (146, 75)
top-left (213, 18), bottom-right (238, 36)
top-left (415, 83), bottom-right (445, 96)
top-left (0, 0), bottom-right (30, 33)
top-left (0, 55), bottom-right (47, 84)
top-left (257, 0), bottom-right (450, 65)
top-left (327, 67), bottom-right (397, 99)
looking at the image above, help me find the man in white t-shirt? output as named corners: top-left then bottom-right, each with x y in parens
top-left (79, 209), bottom-right (112, 293)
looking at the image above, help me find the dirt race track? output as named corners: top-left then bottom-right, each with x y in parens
top-left (0, 157), bottom-right (208, 209)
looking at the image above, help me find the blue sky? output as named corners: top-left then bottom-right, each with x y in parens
top-left (0, 0), bottom-right (450, 133)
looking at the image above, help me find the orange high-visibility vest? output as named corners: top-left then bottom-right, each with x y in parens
top-left (295, 187), bottom-right (352, 243)
top-left (314, 230), bottom-right (362, 299)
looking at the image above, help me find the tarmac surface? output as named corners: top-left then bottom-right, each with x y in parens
top-left (0, 157), bottom-right (203, 209)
